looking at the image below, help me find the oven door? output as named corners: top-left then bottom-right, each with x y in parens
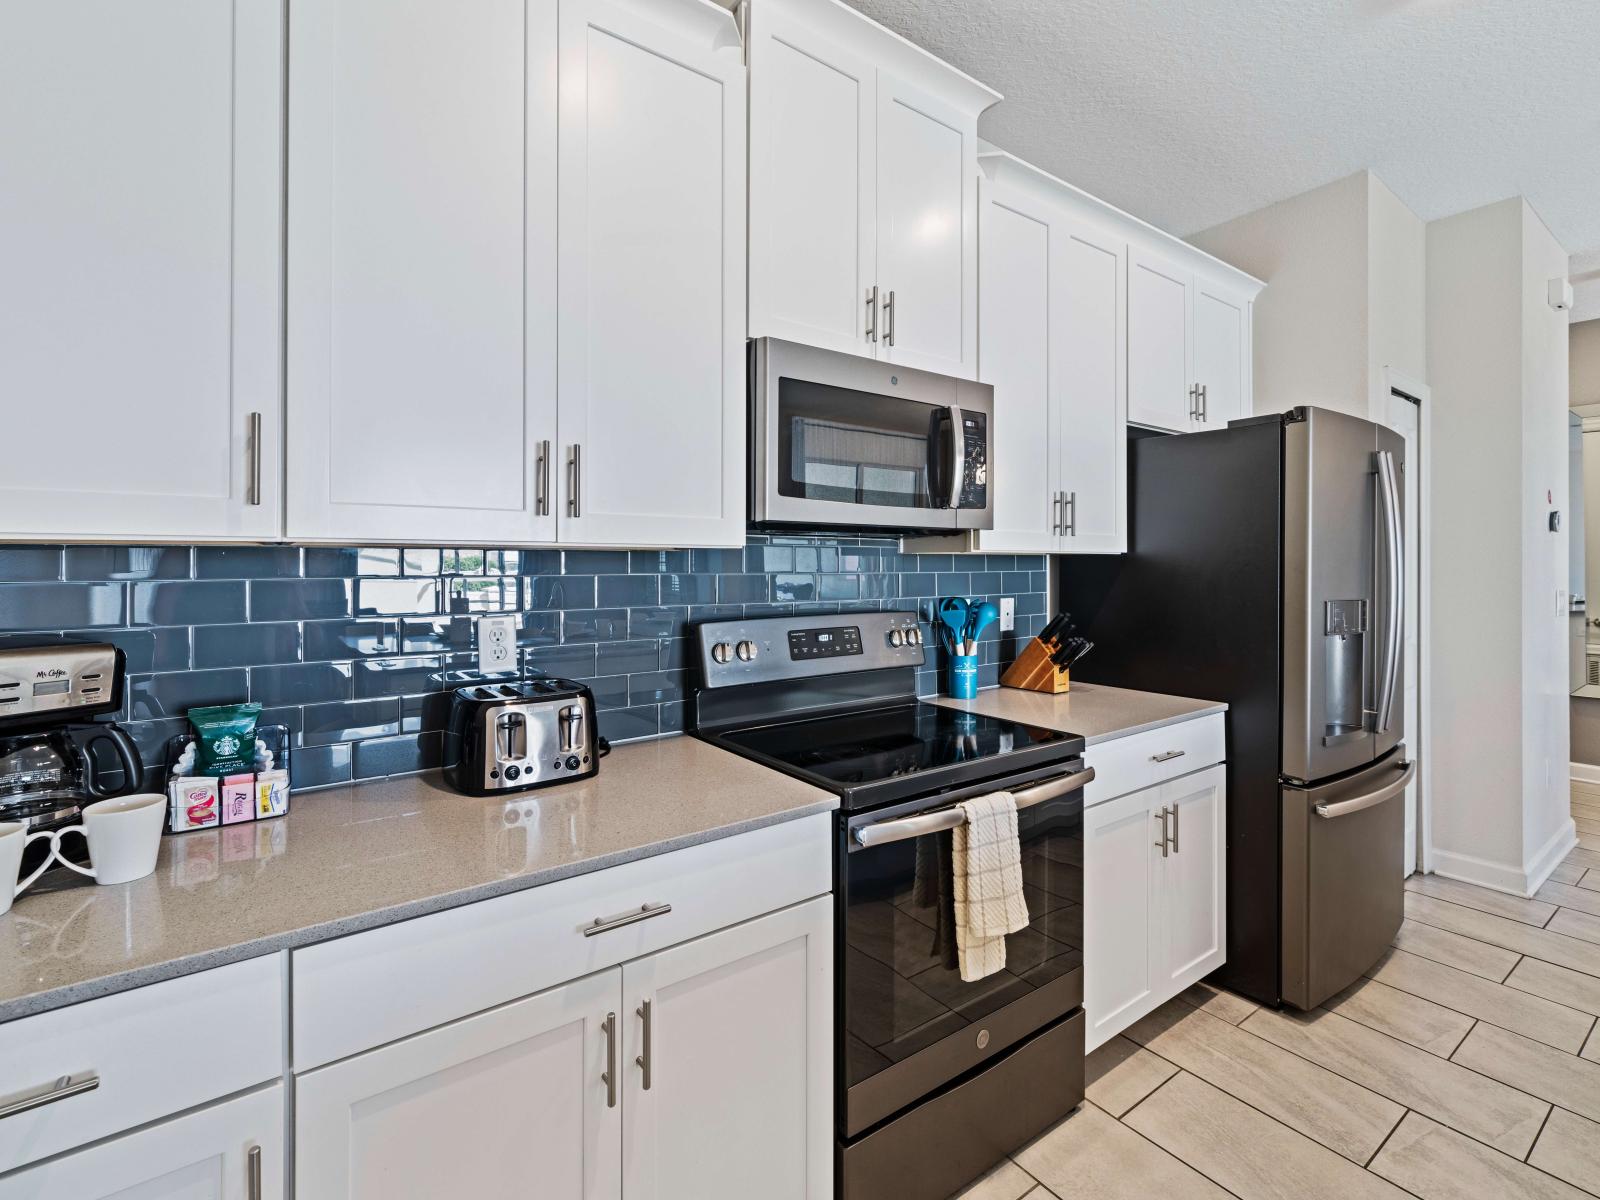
top-left (839, 761), bottom-right (1085, 1139)
top-left (751, 337), bottom-right (992, 531)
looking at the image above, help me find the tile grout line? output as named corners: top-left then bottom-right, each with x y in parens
top-left (1522, 1102), bottom-right (1555, 1165)
top-left (1402, 898), bottom-right (1600, 977)
top-left (1361, 1102), bottom-right (1411, 1170)
top-left (1101, 1079), bottom-right (1249, 1200)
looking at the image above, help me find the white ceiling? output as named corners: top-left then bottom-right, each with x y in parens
top-left (842, 0), bottom-right (1600, 317)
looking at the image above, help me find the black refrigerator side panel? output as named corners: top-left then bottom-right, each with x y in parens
top-left (1058, 423), bottom-right (1286, 1005)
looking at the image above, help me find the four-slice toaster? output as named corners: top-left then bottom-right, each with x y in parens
top-left (444, 677), bottom-right (600, 796)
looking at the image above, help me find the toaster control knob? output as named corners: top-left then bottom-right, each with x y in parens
top-left (566, 755), bottom-right (581, 771)
top-left (711, 641), bottom-right (733, 665)
top-left (907, 627), bottom-right (923, 646)
top-left (504, 765), bottom-right (520, 781)
top-left (889, 629), bottom-right (905, 647)
top-left (735, 640), bottom-right (758, 662)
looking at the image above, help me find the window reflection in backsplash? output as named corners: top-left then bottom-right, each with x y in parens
top-left (0, 535), bottom-right (1048, 790)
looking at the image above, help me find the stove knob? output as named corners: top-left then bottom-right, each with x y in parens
top-left (711, 642), bottom-right (733, 665)
top-left (907, 627), bottom-right (923, 646)
top-left (736, 640), bottom-right (758, 662)
top-left (888, 629), bottom-right (905, 647)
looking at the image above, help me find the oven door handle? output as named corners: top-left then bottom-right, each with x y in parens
top-left (852, 766), bottom-right (1095, 849)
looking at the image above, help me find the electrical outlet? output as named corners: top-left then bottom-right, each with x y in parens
top-left (999, 597), bottom-right (1015, 632)
top-left (476, 614), bottom-right (518, 675)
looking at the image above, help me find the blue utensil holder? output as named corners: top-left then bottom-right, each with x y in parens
top-left (948, 653), bottom-right (979, 699)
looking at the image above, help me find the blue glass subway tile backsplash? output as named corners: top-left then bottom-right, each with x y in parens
top-left (0, 535), bottom-right (1048, 788)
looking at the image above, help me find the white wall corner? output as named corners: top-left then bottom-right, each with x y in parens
top-left (1524, 816), bottom-right (1578, 895)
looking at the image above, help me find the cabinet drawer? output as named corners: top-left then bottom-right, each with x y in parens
top-left (0, 955), bottom-right (283, 1173)
top-left (1084, 713), bottom-right (1225, 806)
top-left (292, 813), bottom-right (831, 1070)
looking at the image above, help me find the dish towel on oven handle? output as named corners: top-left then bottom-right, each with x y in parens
top-left (952, 791), bottom-right (1031, 982)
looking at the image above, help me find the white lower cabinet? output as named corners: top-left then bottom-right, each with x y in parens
top-left (1084, 763), bottom-right (1226, 1051)
top-left (295, 895), bottom-right (832, 1200)
top-left (0, 1084), bottom-right (284, 1200)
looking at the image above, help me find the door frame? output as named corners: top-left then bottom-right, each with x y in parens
top-left (1377, 368), bottom-right (1431, 875)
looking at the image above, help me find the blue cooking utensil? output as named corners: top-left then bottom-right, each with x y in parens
top-left (970, 601), bottom-right (1000, 641)
top-left (937, 597), bottom-right (970, 652)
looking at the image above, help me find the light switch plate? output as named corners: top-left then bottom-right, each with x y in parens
top-left (476, 614), bottom-right (518, 675)
top-left (999, 597), bottom-right (1015, 632)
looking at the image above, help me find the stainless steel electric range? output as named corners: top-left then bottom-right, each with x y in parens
top-left (692, 611), bottom-right (1090, 1200)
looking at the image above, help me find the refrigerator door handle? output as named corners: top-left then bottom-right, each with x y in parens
top-left (1314, 759), bottom-right (1414, 819)
top-left (1375, 450), bottom-right (1403, 734)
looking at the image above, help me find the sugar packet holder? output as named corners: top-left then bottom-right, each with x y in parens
top-left (162, 724), bottom-right (292, 835)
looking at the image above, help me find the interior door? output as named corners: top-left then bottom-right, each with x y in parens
top-left (1126, 249), bottom-right (1192, 432)
top-left (287, 0), bottom-right (556, 543)
top-left (622, 898), bottom-right (832, 1200)
top-left (746, 4), bottom-right (877, 357)
top-left (1282, 409), bottom-right (1380, 782)
top-left (0, 0), bottom-right (283, 541)
top-left (0, 1085), bottom-right (284, 1200)
top-left (295, 969), bottom-right (622, 1200)
top-left (556, 0), bottom-right (745, 547)
top-left (876, 74), bottom-right (978, 380)
top-left (1055, 217), bottom-right (1127, 553)
top-left (1160, 766), bottom-right (1226, 986)
top-left (975, 174), bottom-right (1058, 552)
top-left (1192, 282), bottom-right (1247, 429)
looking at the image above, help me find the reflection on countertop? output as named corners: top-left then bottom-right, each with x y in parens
top-left (928, 681), bottom-right (1226, 744)
top-left (0, 736), bottom-right (837, 1023)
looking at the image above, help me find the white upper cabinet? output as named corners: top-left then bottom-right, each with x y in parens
top-left (748, 0), bottom-right (997, 380)
top-left (556, 0), bottom-right (747, 547)
top-left (1128, 247), bottom-right (1259, 434)
top-left (287, 0), bottom-right (556, 545)
top-left (290, 0), bottom-right (744, 547)
top-left (0, 0), bottom-right (284, 542)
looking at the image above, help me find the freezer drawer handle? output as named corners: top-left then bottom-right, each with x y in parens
top-left (1150, 749), bottom-right (1186, 763)
top-left (853, 767), bottom-right (1096, 848)
top-left (1313, 759), bottom-right (1414, 819)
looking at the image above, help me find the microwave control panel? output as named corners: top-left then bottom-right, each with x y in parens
top-left (958, 413), bottom-right (988, 508)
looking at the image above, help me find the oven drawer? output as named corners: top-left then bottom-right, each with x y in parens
top-left (292, 813), bottom-right (831, 1069)
top-left (1083, 713), bottom-right (1225, 807)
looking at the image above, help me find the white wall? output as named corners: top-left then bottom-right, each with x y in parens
top-left (1427, 197), bottom-right (1574, 893)
top-left (1574, 318), bottom-right (1600, 406)
top-left (1368, 173), bottom-right (1427, 393)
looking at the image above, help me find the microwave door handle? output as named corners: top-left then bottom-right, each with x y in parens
top-left (945, 405), bottom-right (964, 510)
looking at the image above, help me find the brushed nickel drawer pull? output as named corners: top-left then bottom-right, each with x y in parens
top-left (247, 1145), bottom-right (262, 1200)
top-left (1151, 749), bottom-right (1186, 763)
top-left (584, 902), bottom-right (672, 937)
top-left (635, 999), bottom-right (653, 1090)
top-left (245, 412), bottom-right (263, 506)
top-left (601, 1011), bottom-right (617, 1108)
top-left (1154, 807), bottom-right (1171, 858)
top-left (0, 1072), bottom-right (99, 1120)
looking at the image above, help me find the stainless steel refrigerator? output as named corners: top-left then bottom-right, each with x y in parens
top-left (1060, 407), bottom-right (1413, 1009)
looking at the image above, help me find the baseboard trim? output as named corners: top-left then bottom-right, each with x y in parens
top-left (1430, 848), bottom-right (1540, 897)
top-left (1525, 819), bottom-right (1579, 894)
top-left (1572, 762), bottom-right (1600, 785)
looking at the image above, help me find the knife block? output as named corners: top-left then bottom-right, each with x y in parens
top-left (1000, 636), bottom-right (1071, 693)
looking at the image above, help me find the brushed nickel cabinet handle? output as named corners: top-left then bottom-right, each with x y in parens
top-left (1052, 492), bottom-right (1063, 535)
top-left (1171, 800), bottom-right (1180, 853)
top-left (1201, 384), bottom-right (1208, 423)
top-left (1066, 491), bottom-right (1076, 536)
top-left (635, 999), bottom-right (653, 1090)
top-left (601, 1011), bottom-right (617, 1108)
top-left (535, 439), bottom-right (550, 516)
top-left (245, 412), bottom-right (262, 506)
top-left (1154, 807), bottom-right (1170, 858)
top-left (247, 1145), bottom-right (262, 1200)
top-left (584, 902), bottom-right (672, 936)
top-left (1188, 385), bottom-right (1199, 421)
top-left (883, 289), bottom-right (895, 346)
top-left (1151, 749), bottom-right (1186, 763)
top-left (866, 285), bottom-right (878, 342)
top-left (0, 1072), bottom-right (99, 1120)
top-left (567, 444), bottom-right (581, 518)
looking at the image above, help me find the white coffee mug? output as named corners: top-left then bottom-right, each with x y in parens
top-left (0, 821), bottom-right (56, 916)
top-left (53, 793), bottom-right (167, 887)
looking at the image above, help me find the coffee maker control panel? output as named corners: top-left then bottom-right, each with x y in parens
top-left (0, 644), bottom-right (125, 724)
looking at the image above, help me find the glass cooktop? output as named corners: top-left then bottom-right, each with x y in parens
top-left (706, 701), bottom-right (1080, 807)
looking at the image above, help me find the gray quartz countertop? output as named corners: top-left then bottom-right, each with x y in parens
top-left (0, 736), bottom-right (836, 1024)
top-left (930, 682), bottom-right (1226, 744)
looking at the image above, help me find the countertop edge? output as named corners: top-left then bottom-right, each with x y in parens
top-left (1081, 703), bottom-right (1229, 746)
top-left (0, 795), bottom-right (838, 1025)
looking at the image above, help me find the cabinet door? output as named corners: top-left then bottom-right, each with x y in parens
top-left (287, 0), bottom-right (557, 544)
top-left (747, 5), bottom-right (877, 356)
top-left (1055, 218), bottom-right (1127, 554)
top-left (622, 896), bottom-right (832, 1200)
top-left (1192, 280), bottom-right (1248, 429)
top-left (1159, 765), bottom-right (1227, 988)
top-left (876, 74), bottom-right (979, 379)
top-left (974, 176), bottom-right (1059, 553)
top-left (1126, 248), bottom-right (1193, 433)
top-left (0, 0), bottom-right (282, 541)
top-left (1083, 787), bottom-right (1163, 1052)
top-left (295, 970), bottom-right (622, 1200)
top-left (0, 1084), bottom-right (284, 1200)
top-left (556, 0), bottom-right (745, 547)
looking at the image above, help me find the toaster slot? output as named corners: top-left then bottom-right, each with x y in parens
top-left (496, 711), bottom-right (527, 762)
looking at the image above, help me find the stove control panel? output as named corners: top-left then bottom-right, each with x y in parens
top-left (697, 612), bottom-right (925, 687)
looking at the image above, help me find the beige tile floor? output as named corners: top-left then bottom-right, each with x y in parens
top-left (954, 782), bottom-right (1600, 1200)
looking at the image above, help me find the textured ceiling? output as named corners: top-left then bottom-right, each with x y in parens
top-left (842, 0), bottom-right (1600, 316)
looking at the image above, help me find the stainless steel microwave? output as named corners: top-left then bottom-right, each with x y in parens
top-left (749, 338), bottom-right (994, 533)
